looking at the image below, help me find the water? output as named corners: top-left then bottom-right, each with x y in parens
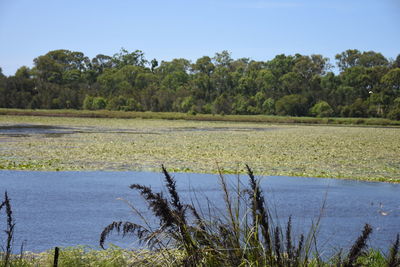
top-left (0, 170), bottom-right (399, 254)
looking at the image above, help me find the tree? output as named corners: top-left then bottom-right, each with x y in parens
top-left (358, 51), bottom-right (388, 68)
top-left (33, 49), bottom-right (89, 84)
top-left (150, 59), bottom-right (158, 73)
top-left (279, 72), bottom-right (302, 95)
top-left (213, 50), bottom-right (233, 67)
top-left (340, 66), bottom-right (372, 100)
top-left (293, 54), bottom-right (330, 80)
top-left (335, 49), bottom-right (361, 71)
top-left (275, 94), bottom-right (308, 116)
top-left (381, 68), bottom-right (400, 96)
top-left (192, 56), bottom-right (214, 76)
top-left (393, 54), bottom-right (400, 68)
top-left (266, 54), bottom-right (295, 77)
top-left (336, 50), bottom-right (388, 71)
top-left (161, 71), bottom-right (189, 90)
top-left (387, 97), bottom-right (400, 120)
top-left (112, 48), bottom-right (147, 68)
top-left (255, 69), bottom-right (278, 97)
top-left (212, 93), bottom-right (232, 114)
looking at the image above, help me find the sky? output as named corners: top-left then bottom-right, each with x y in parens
top-left (0, 0), bottom-right (399, 76)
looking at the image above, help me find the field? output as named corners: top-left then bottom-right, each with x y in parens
top-left (0, 114), bottom-right (399, 182)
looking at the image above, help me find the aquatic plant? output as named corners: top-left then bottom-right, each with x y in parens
top-left (1, 115), bottom-right (399, 182)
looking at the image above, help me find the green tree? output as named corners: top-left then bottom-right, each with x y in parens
top-left (279, 72), bottom-right (302, 95)
top-left (150, 58), bottom-right (158, 73)
top-left (335, 49), bottom-right (361, 71)
top-left (266, 54), bottom-right (295, 77)
top-left (381, 68), bottom-right (400, 96)
top-left (212, 93), bottom-right (232, 114)
top-left (387, 97), bottom-right (400, 120)
top-left (192, 56), bottom-right (215, 76)
top-left (275, 94), bottom-right (308, 116)
top-left (358, 51), bottom-right (388, 68)
top-left (112, 48), bottom-right (147, 68)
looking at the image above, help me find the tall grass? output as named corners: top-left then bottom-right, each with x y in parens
top-left (100, 165), bottom-right (399, 266)
top-left (1, 108), bottom-right (400, 126)
top-left (0, 192), bottom-right (15, 266)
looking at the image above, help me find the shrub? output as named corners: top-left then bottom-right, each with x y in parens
top-left (275, 94), bottom-right (308, 116)
top-left (387, 97), bottom-right (400, 120)
top-left (262, 97), bottom-right (275, 115)
top-left (107, 95), bottom-right (126, 110)
top-left (212, 94), bottom-right (232, 115)
top-left (92, 97), bottom-right (107, 110)
top-left (82, 95), bottom-right (94, 110)
top-left (309, 101), bottom-right (334, 117)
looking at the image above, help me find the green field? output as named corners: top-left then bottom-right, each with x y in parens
top-left (0, 115), bottom-right (399, 182)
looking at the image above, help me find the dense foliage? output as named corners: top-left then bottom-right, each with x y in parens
top-left (1, 49), bottom-right (399, 119)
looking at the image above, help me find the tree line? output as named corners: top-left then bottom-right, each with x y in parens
top-left (1, 48), bottom-right (399, 119)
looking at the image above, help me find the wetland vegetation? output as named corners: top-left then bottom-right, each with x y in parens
top-left (0, 115), bottom-right (399, 182)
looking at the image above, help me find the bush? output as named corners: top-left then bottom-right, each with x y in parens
top-left (180, 96), bottom-right (195, 113)
top-left (348, 98), bottom-right (368, 117)
top-left (262, 97), bottom-right (275, 115)
top-left (107, 96), bottom-right (126, 111)
top-left (92, 97), bottom-right (107, 110)
top-left (125, 98), bottom-right (141, 111)
top-left (82, 95), bottom-right (94, 110)
top-left (387, 97), bottom-right (400, 120)
top-left (309, 101), bottom-right (334, 117)
top-left (275, 94), bottom-right (308, 116)
top-left (212, 94), bottom-right (232, 115)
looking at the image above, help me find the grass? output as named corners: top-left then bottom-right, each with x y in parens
top-left (0, 115), bottom-right (399, 182)
top-left (1, 246), bottom-right (188, 267)
top-left (1, 246), bottom-right (396, 267)
top-left (1, 108), bottom-right (400, 126)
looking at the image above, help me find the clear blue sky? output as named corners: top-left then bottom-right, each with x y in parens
top-left (0, 0), bottom-right (399, 76)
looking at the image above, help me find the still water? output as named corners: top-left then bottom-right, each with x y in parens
top-left (0, 170), bottom-right (399, 253)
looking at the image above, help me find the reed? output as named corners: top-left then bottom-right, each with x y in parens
top-left (0, 191), bottom-right (15, 266)
top-left (102, 165), bottom-right (392, 266)
top-left (387, 234), bottom-right (399, 267)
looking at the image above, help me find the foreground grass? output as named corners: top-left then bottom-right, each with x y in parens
top-left (0, 115), bottom-right (399, 182)
top-left (2, 246), bottom-right (187, 267)
top-left (1, 108), bottom-right (400, 126)
top-left (0, 246), bottom-right (394, 267)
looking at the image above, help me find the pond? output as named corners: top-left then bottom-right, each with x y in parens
top-left (0, 170), bottom-right (399, 253)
